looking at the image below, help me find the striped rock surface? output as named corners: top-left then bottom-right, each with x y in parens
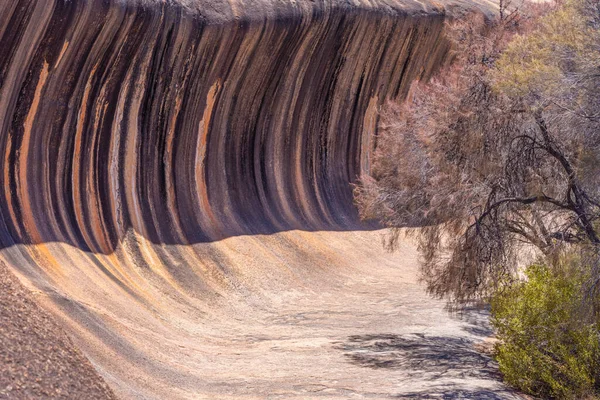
top-left (0, 1), bottom-right (504, 399)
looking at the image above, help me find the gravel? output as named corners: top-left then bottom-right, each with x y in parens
top-left (0, 262), bottom-right (115, 399)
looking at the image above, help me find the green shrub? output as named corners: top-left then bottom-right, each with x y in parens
top-left (491, 261), bottom-right (600, 399)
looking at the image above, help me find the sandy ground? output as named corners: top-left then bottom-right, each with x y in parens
top-left (165, 232), bottom-right (522, 399)
top-left (2, 229), bottom-right (523, 399)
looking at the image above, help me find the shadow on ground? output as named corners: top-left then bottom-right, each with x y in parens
top-left (333, 305), bottom-right (522, 398)
top-left (394, 388), bottom-right (514, 399)
top-left (454, 305), bottom-right (495, 338)
top-left (336, 333), bottom-right (498, 380)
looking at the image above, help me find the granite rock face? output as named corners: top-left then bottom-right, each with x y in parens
top-left (0, 1), bottom-right (496, 398)
top-left (0, 0), bottom-right (455, 250)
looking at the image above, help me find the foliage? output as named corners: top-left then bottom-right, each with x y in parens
top-left (354, 0), bottom-right (600, 304)
top-left (493, 0), bottom-right (600, 101)
top-left (491, 258), bottom-right (600, 399)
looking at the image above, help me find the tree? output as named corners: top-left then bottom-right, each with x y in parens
top-left (354, 0), bottom-right (600, 305)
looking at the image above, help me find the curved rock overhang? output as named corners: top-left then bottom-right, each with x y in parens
top-left (0, 0), bottom-right (458, 253)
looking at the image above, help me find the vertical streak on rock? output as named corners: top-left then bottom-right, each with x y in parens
top-left (195, 80), bottom-right (222, 241)
top-left (72, 65), bottom-right (98, 251)
top-left (19, 61), bottom-right (49, 244)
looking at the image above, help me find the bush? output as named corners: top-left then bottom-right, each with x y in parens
top-left (491, 261), bottom-right (600, 399)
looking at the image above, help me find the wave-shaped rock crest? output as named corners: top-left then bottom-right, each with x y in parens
top-left (0, 0), bottom-right (451, 251)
